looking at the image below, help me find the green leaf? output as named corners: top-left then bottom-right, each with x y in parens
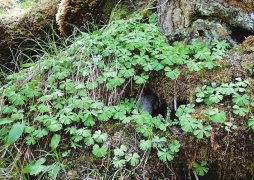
top-left (203, 60), bottom-right (217, 69)
top-left (77, 128), bottom-right (91, 137)
top-left (50, 134), bottom-right (61, 150)
top-left (232, 94), bottom-right (250, 106)
top-left (195, 86), bottom-right (206, 98)
top-left (157, 149), bottom-right (174, 162)
top-left (114, 145), bottom-right (128, 157)
top-left (233, 105), bottom-right (249, 116)
top-left (119, 68), bottom-right (135, 78)
top-left (193, 125), bottom-right (212, 139)
top-left (125, 153), bottom-right (140, 166)
top-left (165, 67), bottom-right (180, 80)
top-left (187, 61), bottom-right (203, 71)
top-left (208, 110), bottom-right (226, 123)
top-left (2, 106), bottom-right (15, 114)
top-left (139, 140), bottom-right (152, 151)
top-left (26, 136), bottom-right (36, 145)
top-left (91, 102), bottom-right (104, 109)
top-left (84, 136), bottom-right (94, 146)
top-left (134, 74), bottom-right (149, 84)
top-left (113, 157), bottom-right (126, 168)
top-left (24, 158), bottom-right (47, 175)
top-left (92, 144), bottom-right (108, 158)
top-left (193, 161), bottom-right (209, 176)
top-left (216, 83), bottom-right (235, 95)
top-left (86, 81), bottom-right (98, 90)
top-left (59, 115), bottom-right (72, 125)
top-left (97, 111), bottom-right (112, 121)
top-left (247, 116), bottom-right (254, 130)
top-left (113, 110), bottom-right (126, 120)
top-left (8, 93), bottom-right (27, 105)
top-left (152, 60), bottom-right (164, 71)
top-left (82, 113), bottom-right (95, 127)
top-left (48, 164), bottom-right (61, 180)
top-left (92, 130), bottom-right (108, 143)
top-left (32, 129), bottom-right (48, 138)
top-left (152, 136), bottom-right (167, 148)
top-left (106, 77), bottom-right (125, 90)
top-left (11, 113), bottom-right (23, 120)
top-left (24, 126), bottom-right (35, 134)
top-left (121, 116), bottom-right (132, 123)
top-left (179, 115), bottom-right (200, 133)
top-left (0, 118), bottom-right (13, 125)
top-left (48, 121), bottom-right (63, 132)
top-left (205, 93), bottom-right (223, 105)
top-left (6, 122), bottom-right (24, 145)
top-left (169, 140), bottom-right (181, 153)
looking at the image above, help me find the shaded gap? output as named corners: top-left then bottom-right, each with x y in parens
top-left (230, 27), bottom-right (253, 44)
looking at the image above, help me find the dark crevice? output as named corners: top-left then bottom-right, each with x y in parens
top-left (152, 99), bottom-right (167, 118)
top-left (139, 88), bottom-right (168, 118)
top-left (230, 27), bottom-right (253, 44)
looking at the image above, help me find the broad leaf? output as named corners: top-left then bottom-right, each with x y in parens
top-left (6, 122), bottom-right (24, 145)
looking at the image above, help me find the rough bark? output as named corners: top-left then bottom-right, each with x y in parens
top-left (157, 0), bottom-right (254, 43)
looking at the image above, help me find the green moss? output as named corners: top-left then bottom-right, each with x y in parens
top-left (110, 4), bottom-right (132, 20)
top-left (140, 1), bottom-right (156, 18)
top-left (102, 0), bottom-right (117, 17)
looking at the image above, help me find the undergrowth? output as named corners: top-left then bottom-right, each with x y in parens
top-left (0, 13), bottom-right (253, 179)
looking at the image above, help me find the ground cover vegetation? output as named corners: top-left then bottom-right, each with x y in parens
top-left (0, 13), bottom-right (253, 179)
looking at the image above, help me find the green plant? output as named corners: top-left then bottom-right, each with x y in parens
top-left (157, 140), bottom-right (180, 162)
top-left (195, 78), bottom-right (252, 124)
top-left (175, 77), bottom-right (253, 141)
top-left (0, 12), bottom-right (231, 178)
top-left (193, 161), bottom-right (209, 176)
top-left (23, 157), bottom-right (61, 179)
top-left (92, 144), bottom-right (108, 158)
top-left (247, 116), bottom-right (254, 130)
top-left (112, 145), bottom-right (140, 168)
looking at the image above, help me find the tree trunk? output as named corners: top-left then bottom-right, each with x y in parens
top-left (0, 0), bottom-right (60, 67)
top-left (0, 0), bottom-right (113, 67)
top-left (157, 0), bottom-right (254, 43)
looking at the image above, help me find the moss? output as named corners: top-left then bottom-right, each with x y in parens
top-left (239, 35), bottom-right (254, 52)
top-left (102, 0), bottom-right (116, 17)
top-left (228, 0), bottom-right (254, 13)
top-left (56, 0), bottom-right (110, 36)
top-left (147, 60), bottom-right (232, 107)
top-left (110, 4), bottom-right (131, 20)
top-left (140, 0), bottom-right (156, 18)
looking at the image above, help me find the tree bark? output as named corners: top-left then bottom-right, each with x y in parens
top-left (157, 0), bottom-right (254, 43)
